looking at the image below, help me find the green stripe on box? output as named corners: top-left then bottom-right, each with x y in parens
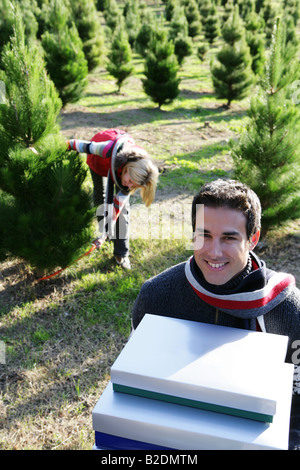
top-left (112, 383), bottom-right (273, 423)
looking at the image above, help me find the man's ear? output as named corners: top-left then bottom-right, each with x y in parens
top-left (250, 230), bottom-right (260, 250)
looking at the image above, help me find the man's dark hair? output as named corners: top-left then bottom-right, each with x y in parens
top-left (192, 179), bottom-right (261, 240)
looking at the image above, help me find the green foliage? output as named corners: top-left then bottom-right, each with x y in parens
top-left (183, 0), bottom-right (202, 39)
top-left (211, 6), bottom-right (254, 107)
top-left (0, 7), bottom-right (61, 157)
top-left (0, 9), bottom-right (94, 271)
top-left (261, 0), bottom-right (279, 45)
top-left (135, 9), bottom-right (156, 57)
top-left (197, 42), bottom-right (208, 61)
top-left (244, 7), bottom-right (266, 76)
top-left (174, 33), bottom-right (193, 66)
top-left (0, 141), bottom-right (94, 271)
top-left (168, 4), bottom-right (189, 41)
top-left (203, 4), bottom-right (220, 45)
top-left (103, 0), bottom-right (122, 33)
top-left (41, 0), bottom-right (88, 105)
top-left (231, 19), bottom-right (300, 232)
top-left (0, 0), bottom-right (39, 49)
top-left (165, 0), bottom-right (178, 22)
top-left (142, 28), bottom-right (180, 108)
top-left (69, 0), bottom-right (105, 71)
top-left (123, 0), bottom-right (142, 48)
top-left (106, 22), bottom-right (133, 92)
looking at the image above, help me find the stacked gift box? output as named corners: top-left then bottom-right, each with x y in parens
top-left (92, 314), bottom-right (294, 450)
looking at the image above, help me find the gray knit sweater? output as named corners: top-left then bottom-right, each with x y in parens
top-left (132, 258), bottom-right (300, 450)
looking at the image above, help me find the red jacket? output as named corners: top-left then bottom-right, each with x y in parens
top-left (87, 129), bottom-right (135, 182)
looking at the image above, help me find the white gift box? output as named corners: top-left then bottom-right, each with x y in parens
top-left (92, 369), bottom-right (294, 450)
top-left (110, 314), bottom-right (290, 422)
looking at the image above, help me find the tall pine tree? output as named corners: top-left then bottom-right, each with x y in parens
top-left (41, 0), bottom-right (88, 106)
top-left (69, 0), bottom-right (105, 71)
top-left (0, 9), bottom-right (94, 273)
top-left (231, 19), bottom-right (300, 232)
top-left (211, 5), bottom-right (254, 107)
top-left (107, 20), bottom-right (134, 92)
top-left (142, 27), bottom-right (180, 109)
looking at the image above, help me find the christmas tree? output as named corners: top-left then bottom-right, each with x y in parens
top-left (183, 0), bottom-right (202, 39)
top-left (0, 7), bottom-right (61, 158)
top-left (103, 0), bottom-right (122, 33)
top-left (244, 6), bottom-right (266, 77)
top-left (168, 3), bottom-right (189, 41)
top-left (142, 27), bottom-right (180, 109)
top-left (41, 0), bottom-right (88, 106)
top-left (231, 19), bottom-right (300, 232)
top-left (69, 0), bottom-right (105, 71)
top-left (123, 0), bottom-right (142, 48)
top-left (203, 4), bottom-right (220, 45)
top-left (135, 9), bottom-right (156, 57)
top-left (0, 9), bottom-right (94, 273)
top-left (0, 0), bottom-right (38, 49)
top-left (168, 4), bottom-right (193, 66)
top-left (211, 5), bottom-right (254, 107)
top-left (107, 21), bottom-right (134, 92)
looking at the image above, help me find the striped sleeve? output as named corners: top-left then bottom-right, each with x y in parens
top-left (68, 139), bottom-right (114, 158)
top-left (112, 191), bottom-right (130, 222)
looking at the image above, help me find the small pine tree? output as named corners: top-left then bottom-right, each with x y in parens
top-left (197, 42), bottom-right (208, 61)
top-left (168, 3), bottom-right (193, 66)
top-left (103, 0), bottom-right (122, 33)
top-left (222, 0), bottom-right (234, 23)
top-left (123, 0), bottom-right (141, 49)
top-left (69, 0), bottom-right (105, 71)
top-left (0, 0), bottom-right (38, 49)
top-left (231, 19), bottom-right (300, 232)
top-left (41, 0), bottom-right (88, 105)
top-left (184, 0), bottom-right (202, 39)
top-left (203, 4), bottom-right (220, 45)
top-left (142, 28), bottom-right (180, 109)
top-left (174, 33), bottom-right (193, 66)
top-left (0, 9), bottom-right (94, 272)
top-left (165, 0), bottom-right (178, 22)
top-left (135, 9), bottom-right (156, 57)
top-left (244, 7), bottom-right (266, 76)
top-left (106, 22), bottom-right (133, 92)
top-left (261, 0), bottom-right (278, 45)
top-left (211, 6), bottom-right (254, 107)
top-left (168, 4), bottom-right (189, 41)
top-left (0, 8), bottom-right (61, 157)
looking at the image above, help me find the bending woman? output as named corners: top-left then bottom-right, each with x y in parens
top-left (67, 128), bottom-right (159, 270)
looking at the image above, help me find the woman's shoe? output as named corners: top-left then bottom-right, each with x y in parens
top-left (115, 256), bottom-right (131, 270)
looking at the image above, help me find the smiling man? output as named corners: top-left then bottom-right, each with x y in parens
top-left (193, 205), bottom-right (260, 286)
top-left (132, 179), bottom-right (300, 449)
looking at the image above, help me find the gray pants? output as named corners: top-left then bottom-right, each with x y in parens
top-left (90, 169), bottom-right (130, 257)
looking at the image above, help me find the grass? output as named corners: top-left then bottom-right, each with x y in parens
top-left (1, 5), bottom-right (300, 450)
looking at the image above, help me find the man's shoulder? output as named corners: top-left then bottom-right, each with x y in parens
top-left (284, 283), bottom-right (300, 309)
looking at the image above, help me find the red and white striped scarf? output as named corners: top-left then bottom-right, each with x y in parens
top-left (185, 255), bottom-right (295, 315)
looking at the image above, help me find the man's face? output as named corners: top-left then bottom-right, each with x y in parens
top-left (194, 205), bottom-right (257, 286)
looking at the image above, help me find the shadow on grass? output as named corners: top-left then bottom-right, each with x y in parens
top-left (0, 239), bottom-right (190, 442)
top-left (61, 101), bottom-right (246, 132)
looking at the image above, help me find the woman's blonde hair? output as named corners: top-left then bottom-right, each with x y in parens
top-left (118, 145), bottom-right (159, 206)
top-left (125, 158), bottom-right (159, 207)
